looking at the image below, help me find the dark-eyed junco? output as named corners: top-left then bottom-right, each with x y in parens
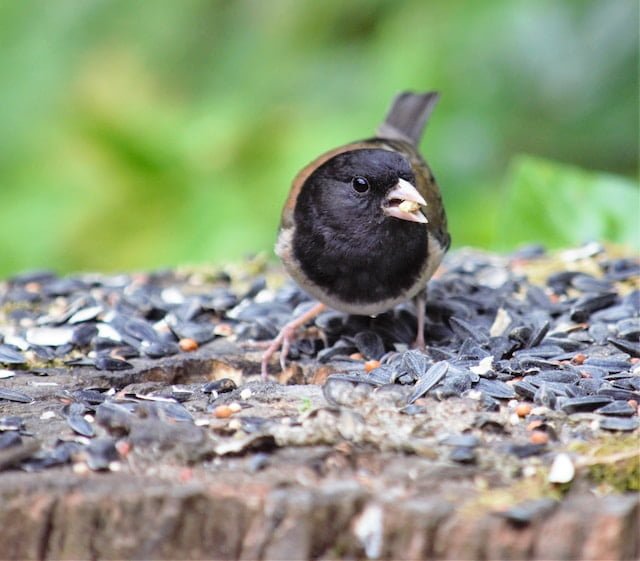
top-left (262, 91), bottom-right (450, 378)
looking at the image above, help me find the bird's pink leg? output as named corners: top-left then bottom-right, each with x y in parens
top-left (413, 292), bottom-right (426, 351)
top-left (261, 302), bottom-right (326, 380)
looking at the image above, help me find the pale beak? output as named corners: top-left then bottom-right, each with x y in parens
top-left (382, 178), bottom-right (428, 223)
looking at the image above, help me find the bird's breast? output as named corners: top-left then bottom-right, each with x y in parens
top-left (280, 217), bottom-right (434, 314)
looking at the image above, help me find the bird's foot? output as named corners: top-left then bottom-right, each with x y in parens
top-left (260, 302), bottom-right (326, 380)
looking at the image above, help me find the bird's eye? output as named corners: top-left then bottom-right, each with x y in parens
top-left (352, 176), bottom-right (369, 193)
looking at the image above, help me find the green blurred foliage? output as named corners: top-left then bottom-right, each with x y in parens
top-left (499, 156), bottom-right (639, 249)
top-left (0, 0), bottom-right (638, 276)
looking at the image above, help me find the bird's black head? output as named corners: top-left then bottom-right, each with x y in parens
top-left (291, 148), bottom-right (429, 306)
top-left (297, 149), bottom-right (416, 231)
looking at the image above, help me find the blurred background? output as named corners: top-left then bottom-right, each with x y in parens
top-left (0, 0), bottom-right (638, 277)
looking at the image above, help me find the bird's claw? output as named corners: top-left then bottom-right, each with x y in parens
top-left (260, 302), bottom-right (327, 381)
top-left (260, 325), bottom-right (296, 380)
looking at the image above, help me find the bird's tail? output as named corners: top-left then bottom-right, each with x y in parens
top-left (376, 91), bottom-right (440, 146)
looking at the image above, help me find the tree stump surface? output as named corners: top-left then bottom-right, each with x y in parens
top-left (0, 245), bottom-right (638, 560)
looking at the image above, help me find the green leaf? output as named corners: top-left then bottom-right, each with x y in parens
top-left (497, 155), bottom-right (640, 250)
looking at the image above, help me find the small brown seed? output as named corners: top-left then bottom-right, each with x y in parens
top-left (213, 405), bottom-right (234, 419)
top-left (364, 360), bottom-right (381, 372)
top-left (530, 430), bottom-right (549, 445)
top-left (572, 353), bottom-right (586, 365)
top-left (179, 338), bottom-right (198, 352)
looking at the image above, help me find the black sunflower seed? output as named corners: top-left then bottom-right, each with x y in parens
top-left (547, 271), bottom-right (580, 294)
top-left (514, 345), bottom-right (565, 360)
top-left (570, 274), bottom-right (612, 293)
top-left (116, 315), bottom-right (161, 344)
top-left (577, 378), bottom-right (603, 394)
top-left (62, 402), bottom-right (88, 417)
top-left (162, 386), bottom-right (194, 402)
top-left (94, 355), bottom-right (134, 371)
top-left (203, 378), bottom-right (237, 394)
top-left (534, 370), bottom-right (580, 384)
top-left (561, 395), bottom-right (614, 414)
top-left (528, 321), bottom-right (551, 348)
top-left (449, 317), bottom-right (488, 343)
top-left (0, 345), bottom-right (26, 365)
top-left (208, 290), bottom-right (238, 312)
top-left (582, 357), bottom-right (631, 373)
top-left (597, 387), bottom-right (640, 401)
top-left (0, 388), bottom-right (33, 403)
top-left (577, 365), bottom-right (608, 379)
top-left (592, 304), bottom-right (635, 323)
top-left (95, 401), bottom-right (135, 433)
top-left (617, 318), bottom-right (640, 341)
top-left (507, 443), bottom-right (546, 458)
top-left (605, 259), bottom-right (640, 281)
top-left (0, 432), bottom-right (22, 450)
top-left (436, 373), bottom-right (473, 398)
top-left (449, 446), bottom-right (476, 463)
top-left (86, 438), bottom-right (119, 470)
top-left (354, 331), bottom-right (385, 360)
top-left (68, 305), bottom-right (102, 324)
top-left (513, 380), bottom-right (537, 400)
top-left (526, 286), bottom-right (555, 311)
top-left (42, 278), bottom-right (88, 297)
top-left (317, 340), bottom-right (358, 363)
top-left (141, 341), bottom-right (180, 358)
top-left (367, 365), bottom-right (394, 386)
top-left (401, 351), bottom-right (431, 378)
top-left (570, 292), bottom-right (619, 322)
top-left (475, 378), bottom-right (516, 399)
top-left (170, 322), bottom-right (215, 344)
top-left (72, 389), bottom-right (107, 405)
top-left (598, 417), bottom-right (639, 432)
top-left (67, 414), bottom-right (95, 437)
top-left (407, 361), bottom-right (449, 404)
top-left (71, 324), bottom-right (98, 346)
top-left (151, 401), bottom-right (194, 423)
top-left (541, 336), bottom-right (584, 352)
top-left (315, 311), bottom-right (346, 333)
top-left (607, 338), bottom-right (640, 358)
top-left (534, 383), bottom-right (557, 409)
top-left (595, 401), bottom-right (636, 417)
top-left (29, 345), bottom-right (57, 361)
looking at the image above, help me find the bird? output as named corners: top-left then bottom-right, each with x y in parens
top-left (261, 91), bottom-right (450, 379)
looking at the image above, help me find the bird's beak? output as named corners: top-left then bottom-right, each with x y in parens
top-left (383, 178), bottom-right (428, 223)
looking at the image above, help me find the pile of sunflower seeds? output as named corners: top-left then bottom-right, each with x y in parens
top-left (322, 244), bottom-right (640, 434)
top-left (0, 243), bottom-right (638, 472)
